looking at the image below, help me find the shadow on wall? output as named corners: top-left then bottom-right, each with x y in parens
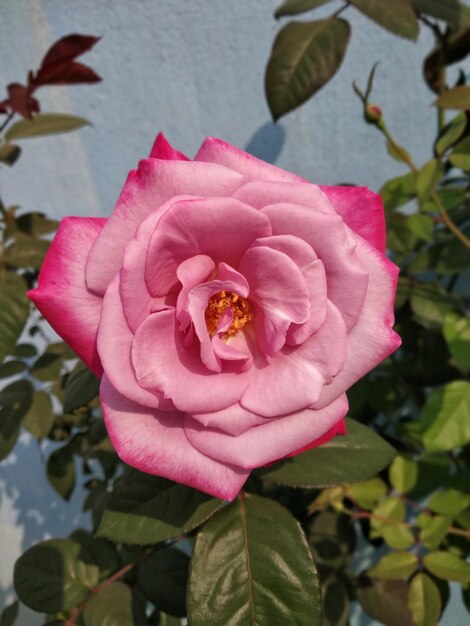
top-left (244, 122), bottom-right (285, 164)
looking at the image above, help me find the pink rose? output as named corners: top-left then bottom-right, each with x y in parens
top-left (28, 134), bottom-right (401, 500)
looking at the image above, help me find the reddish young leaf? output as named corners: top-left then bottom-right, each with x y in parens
top-left (34, 61), bottom-right (101, 86)
top-left (40, 34), bottom-right (100, 68)
top-left (6, 84), bottom-right (39, 119)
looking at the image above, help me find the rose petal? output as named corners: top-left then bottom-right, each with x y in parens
top-left (132, 308), bottom-right (249, 413)
top-left (190, 402), bottom-right (275, 436)
top-left (176, 255), bottom-right (215, 331)
top-left (97, 272), bottom-right (170, 409)
top-left (241, 301), bottom-right (347, 417)
top-left (313, 236), bottom-right (401, 408)
top-left (263, 203), bottom-right (369, 331)
top-left (195, 136), bottom-right (305, 183)
top-left (101, 375), bottom-right (249, 500)
top-left (321, 185), bottom-right (386, 254)
top-left (28, 217), bottom-right (105, 377)
top-left (149, 132), bottom-right (190, 161)
top-left (86, 159), bottom-right (244, 295)
top-left (233, 179), bottom-right (335, 214)
top-left (145, 197), bottom-right (271, 296)
top-left (285, 417), bottom-right (347, 458)
top-left (238, 246), bottom-right (310, 355)
top-left (286, 259), bottom-right (328, 346)
top-left (184, 394), bottom-right (348, 469)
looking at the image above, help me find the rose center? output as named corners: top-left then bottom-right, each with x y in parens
top-left (205, 290), bottom-right (253, 338)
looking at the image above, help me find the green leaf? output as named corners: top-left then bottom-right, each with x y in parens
top-left (15, 212), bottom-right (59, 236)
top-left (275, 0), bottom-right (332, 18)
top-left (386, 139), bottom-right (413, 164)
top-left (357, 578), bottom-right (414, 626)
top-left (97, 469), bottom-right (223, 545)
top-left (13, 343), bottom-right (37, 358)
top-left (416, 159), bottom-right (445, 204)
top-left (265, 18), bottom-right (351, 120)
top-left (0, 600), bottom-right (18, 626)
top-left (408, 573), bottom-right (442, 626)
top-left (0, 273), bottom-right (30, 362)
top-left (424, 551), bottom-right (470, 583)
top-left (307, 510), bottom-right (356, 570)
top-left (443, 313), bottom-right (470, 371)
top-left (417, 514), bottom-right (450, 550)
top-left (389, 455), bottom-right (418, 494)
top-left (322, 579), bottom-right (349, 626)
top-left (434, 86), bottom-right (470, 110)
top-left (428, 489), bottom-right (470, 517)
top-left (379, 171), bottom-right (416, 211)
top-left (14, 538), bottom-right (99, 612)
top-left (257, 418), bottom-right (396, 488)
top-left (5, 113), bottom-right (90, 141)
top-left (0, 360), bottom-right (27, 378)
top-left (350, 0), bottom-right (419, 40)
top-left (407, 214), bottom-right (434, 242)
top-left (0, 143), bottom-right (21, 166)
top-left (4, 237), bottom-right (50, 270)
top-left (410, 282), bottom-right (455, 328)
top-left (370, 497), bottom-right (414, 549)
top-left (369, 552), bottom-right (418, 580)
top-left (346, 477), bottom-right (388, 509)
top-left (421, 382), bottom-right (470, 452)
top-left (70, 530), bottom-right (120, 582)
top-left (435, 112), bottom-right (467, 155)
top-left (449, 136), bottom-right (470, 171)
top-left (138, 547), bottom-right (189, 617)
top-left (30, 345), bottom-right (66, 382)
top-left (187, 493), bottom-right (321, 626)
top-left (63, 362), bottom-right (100, 412)
top-left (47, 445), bottom-right (76, 500)
top-left (22, 390), bottom-right (54, 438)
top-left (411, 0), bottom-right (470, 28)
top-left (0, 379), bottom-right (33, 460)
top-left (83, 582), bottom-right (148, 626)
top-left (387, 213), bottom-right (418, 254)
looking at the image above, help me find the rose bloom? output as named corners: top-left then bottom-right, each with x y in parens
top-left (29, 134), bottom-right (401, 500)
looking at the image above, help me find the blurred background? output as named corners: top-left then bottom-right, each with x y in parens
top-left (0, 1), bottom-right (467, 624)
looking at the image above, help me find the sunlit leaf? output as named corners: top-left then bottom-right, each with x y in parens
top-left (350, 0), bottom-right (419, 40)
top-left (424, 552), bottom-right (470, 583)
top-left (5, 113), bottom-right (90, 141)
top-left (257, 419), bottom-right (395, 487)
top-left (434, 86), bottom-right (470, 110)
top-left (421, 381), bottom-right (470, 452)
top-left (275, 0), bottom-right (332, 18)
top-left (188, 493), bottom-right (321, 626)
top-left (97, 469), bottom-right (223, 545)
top-left (407, 573), bottom-right (442, 626)
top-left (369, 552), bottom-right (418, 580)
top-left (265, 18), bottom-right (351, 120)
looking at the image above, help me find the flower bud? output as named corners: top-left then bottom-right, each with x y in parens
top-left (365, 103), bottom-right (383, 125)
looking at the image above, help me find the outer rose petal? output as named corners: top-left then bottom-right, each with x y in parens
top-left (321, 185), bottom-right (386, 254)
top-left (28, 217), bottom-right (105, 377)
top-left (184, 394), bottom-right (349, 469)
top-left (195, 137), bottom-right (305, 183)
top-left (233, 180), bottom-right (335, 214)
top-left (101, 375), bottom-right (249, 500)
top-left (149, 132), bottom-right (190, 161)
top-left (190, 402), bottom-right (276, 436)
top-left (86, 159), bottom-right (244, 295)
top-left (313, 236), bottom-right (401, 409)
top-left (285, 417), bottom-right (347, 458)
top-left (97, 272), bottom-right (170, 410)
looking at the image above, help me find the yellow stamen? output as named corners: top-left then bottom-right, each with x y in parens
top-left (205, 290), bottom-right (253, 338)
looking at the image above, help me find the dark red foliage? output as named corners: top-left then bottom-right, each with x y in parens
top-left (31, 34), bottom-right (101, 87)
top-left (0, 33), bottom-right (101, 119)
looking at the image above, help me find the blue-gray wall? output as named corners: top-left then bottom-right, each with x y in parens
top-left (0, 1), bottom-right (467, 624)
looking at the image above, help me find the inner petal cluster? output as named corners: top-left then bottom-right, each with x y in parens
top-left (205, 290), bottom-right (253, 338)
